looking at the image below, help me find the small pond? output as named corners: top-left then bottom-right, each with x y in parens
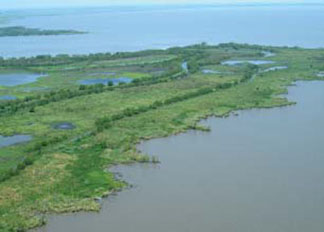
top-left (221, 60), bottom-right (275, 66)
top-left (0, 73), bottom-right (47, 87)
top-left (78, 77), bottom-right (132, 86)
top-left (0, 135), bottom-right (32, 148)
top-left (0, 95), bottom-right (17, 100)
top-left (52, 122), bottom-right (76, 130)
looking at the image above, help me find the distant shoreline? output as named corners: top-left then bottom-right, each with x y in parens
top-left (1, 2), bottom-right (324, 11)
top-left (0, 26), bottom-right (87, 37)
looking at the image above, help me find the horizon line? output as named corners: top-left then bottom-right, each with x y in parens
top-left (1, 2), bottom-right (324, 11)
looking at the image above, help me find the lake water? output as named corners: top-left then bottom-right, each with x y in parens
top-left (35, 81), bottom-right (324, 232)
top-left (2, 4), bottom-right (324, 57)
top-left (0, 135), bottom-right (32, 148)
top-left (0, 73), bottom-right (46, 86)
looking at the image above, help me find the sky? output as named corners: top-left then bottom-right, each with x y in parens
top-left (1, 0), bottom-right (322, 9)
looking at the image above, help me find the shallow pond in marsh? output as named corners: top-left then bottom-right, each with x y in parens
top-left (78, 77), bottom-right (132, 86)
top-left (202, 69), bottom-right (233, 75)
top-left (35, 81), bottom-right (324, 232)
top-left (52, 122), bottom-right (75, 130)
top-left (0, 73), bottom-right (46, 86)
top-left (221, 60), bottom-right (275, 66)
top-left (0, 135), bottom-right (32, 148)
top-left (0, 95), bottom-right (17, 100)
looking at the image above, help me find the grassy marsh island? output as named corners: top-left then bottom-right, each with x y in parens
top-left (0, 26), bottom-right (86, 37)
top-left (0, 43), bottom-right (324, 231)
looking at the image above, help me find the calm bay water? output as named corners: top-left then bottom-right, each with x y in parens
top-left (1, 4), bottom-right (324, 57)
top-left (36, 81), bottom-right (324, 232)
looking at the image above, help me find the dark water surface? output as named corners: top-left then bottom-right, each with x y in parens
top-left (35, 81), bottom-right (324, 232)
top-left (2, 5), bottom-right (324, 57)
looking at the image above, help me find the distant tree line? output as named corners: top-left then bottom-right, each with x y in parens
top-left (0, 42), bottom-right (281, 68)
top-left (94, 76), bottom-right (252, 132)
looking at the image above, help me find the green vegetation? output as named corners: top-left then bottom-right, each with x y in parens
top-left (0, 43), bottom-right (324, 231)
top-left (0, 26), bottom-right (86, 37)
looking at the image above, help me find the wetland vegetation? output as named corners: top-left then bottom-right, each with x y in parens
top-left (0, 43), bottom-right (324, 231)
